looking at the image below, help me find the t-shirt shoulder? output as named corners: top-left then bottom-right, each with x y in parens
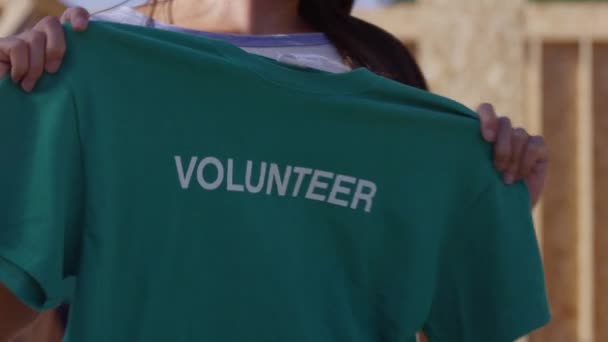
top-left (67, 21), bottom-right (228, 60)
top-left (0, 74), bottom-right (83, 310)
top-left (367, 75), bottom-right (479, 122)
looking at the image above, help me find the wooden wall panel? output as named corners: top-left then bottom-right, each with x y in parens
top-left (533, 43), bottom-right (580, 342)
top-left (593, 42), bottom-right (608, 342)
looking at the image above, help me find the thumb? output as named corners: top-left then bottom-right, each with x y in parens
top-left (476, 103), bottom-right (498, 142)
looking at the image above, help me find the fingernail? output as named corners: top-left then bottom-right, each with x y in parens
top-left (47, 60), bottom-right (61, 73)
top-left (22, 80), bottom-right (34, 92)
top-left (484, 129), bottom-right (496, 141)
top-left (504, 174), bottom-right (515, 184)
top-left (74, 18), bottom-right (87, 29)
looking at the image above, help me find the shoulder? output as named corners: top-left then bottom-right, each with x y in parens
top-left (366, 77), bottom-right (478, 122)
top-left (366, 80), bottom-right (493, 174)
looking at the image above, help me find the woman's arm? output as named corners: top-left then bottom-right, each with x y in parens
top-left (0, 285), bottom-right (38, 342)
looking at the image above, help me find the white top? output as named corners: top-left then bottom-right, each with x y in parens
top-left (91, 6), bottom-right (351, 73)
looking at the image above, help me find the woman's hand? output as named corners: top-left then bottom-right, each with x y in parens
top-left (477, 103), bottom-right (549, 207)
top-left (0, 7), bottom-right (90, 92)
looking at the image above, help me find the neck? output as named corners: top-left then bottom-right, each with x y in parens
top-left (136, 0), bottom-right (315, 34)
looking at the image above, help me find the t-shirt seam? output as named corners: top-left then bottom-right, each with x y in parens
top-left (62, 73), bottom-right (87, 281)
top-left (216, 53), bottom-right (381, 96)
top-left (243, 68), bottom-right (382, 96)
top-left (63, 77), bottom-right (85, 165)
top-left (91, 22), bottom-right (361, 95)
top-left (423, 178), bottom-right (495, 341)
top-left (0, 249), bottom-right (56, 309)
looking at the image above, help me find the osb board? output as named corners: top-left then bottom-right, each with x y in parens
top-left (357, 0), bottom-right (527, 123)
top-left (525, 4), bottom-right (608, 40)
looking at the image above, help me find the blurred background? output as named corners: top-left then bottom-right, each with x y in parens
top-left (0, 0), bottom-right (606, 341)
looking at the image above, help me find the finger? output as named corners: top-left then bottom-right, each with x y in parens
top-left (59, 9), bottom-right (70, 23)
top-left (520, 135), bottom-right (548, 178)
top-left (504, 128), bottom-right (528, 184)
top-left (476, 103), bottom-right (499, 142)
top-left (0, 40), bottom-right (9, 79)
top-left (33, 16), bottom-right (66, 73)
top-left (20, 31), bottom-right (46, 92)
top-left (60, 7), bottom-right (90, 31)
top-left (6, 38), bottom-right (29, 83)
top-left (493, 117), bottom-right (512, 172)
top-left (527, 158), bottom-right (549, 207)
top-left (0, 62), bottom-right (8, 79)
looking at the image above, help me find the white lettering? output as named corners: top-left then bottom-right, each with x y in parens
top-left (266, 163), bottom-right (293, 196)
top-left (175, 156), bottom-right (377, 213)
top-left (292, 167), bottom-right (313, 197)
top-left (245, 161), bottom-right (267, 194)
top-left (175, 156), bottom-right (198, 189)
top-left (351, 179), bottom-right (377, 213)
top-left (305, 170), bottom-right (334, 202)
top-left (327, 174), bottom-right (356, 207)
top-left (197, 157), bottom-right (224, 190)
top-left (227, 159), bottom-right (245, 192)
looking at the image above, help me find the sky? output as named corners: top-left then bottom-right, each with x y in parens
top-left (62, 0), bottom-right (392, 13)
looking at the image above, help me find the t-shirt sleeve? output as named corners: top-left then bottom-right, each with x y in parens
top-left (424, 180), bottom-right (550, 342)
top-left (0, 76), bottom-right (83, 310)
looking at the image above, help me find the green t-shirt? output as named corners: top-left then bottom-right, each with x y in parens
top-left (0, 23), bottom-right (549, 342)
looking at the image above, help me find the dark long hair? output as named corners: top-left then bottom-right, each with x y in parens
top-left (299, 0), bottom-right (428, 90)
top-left (148, 0), bottom-right (428, 90)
